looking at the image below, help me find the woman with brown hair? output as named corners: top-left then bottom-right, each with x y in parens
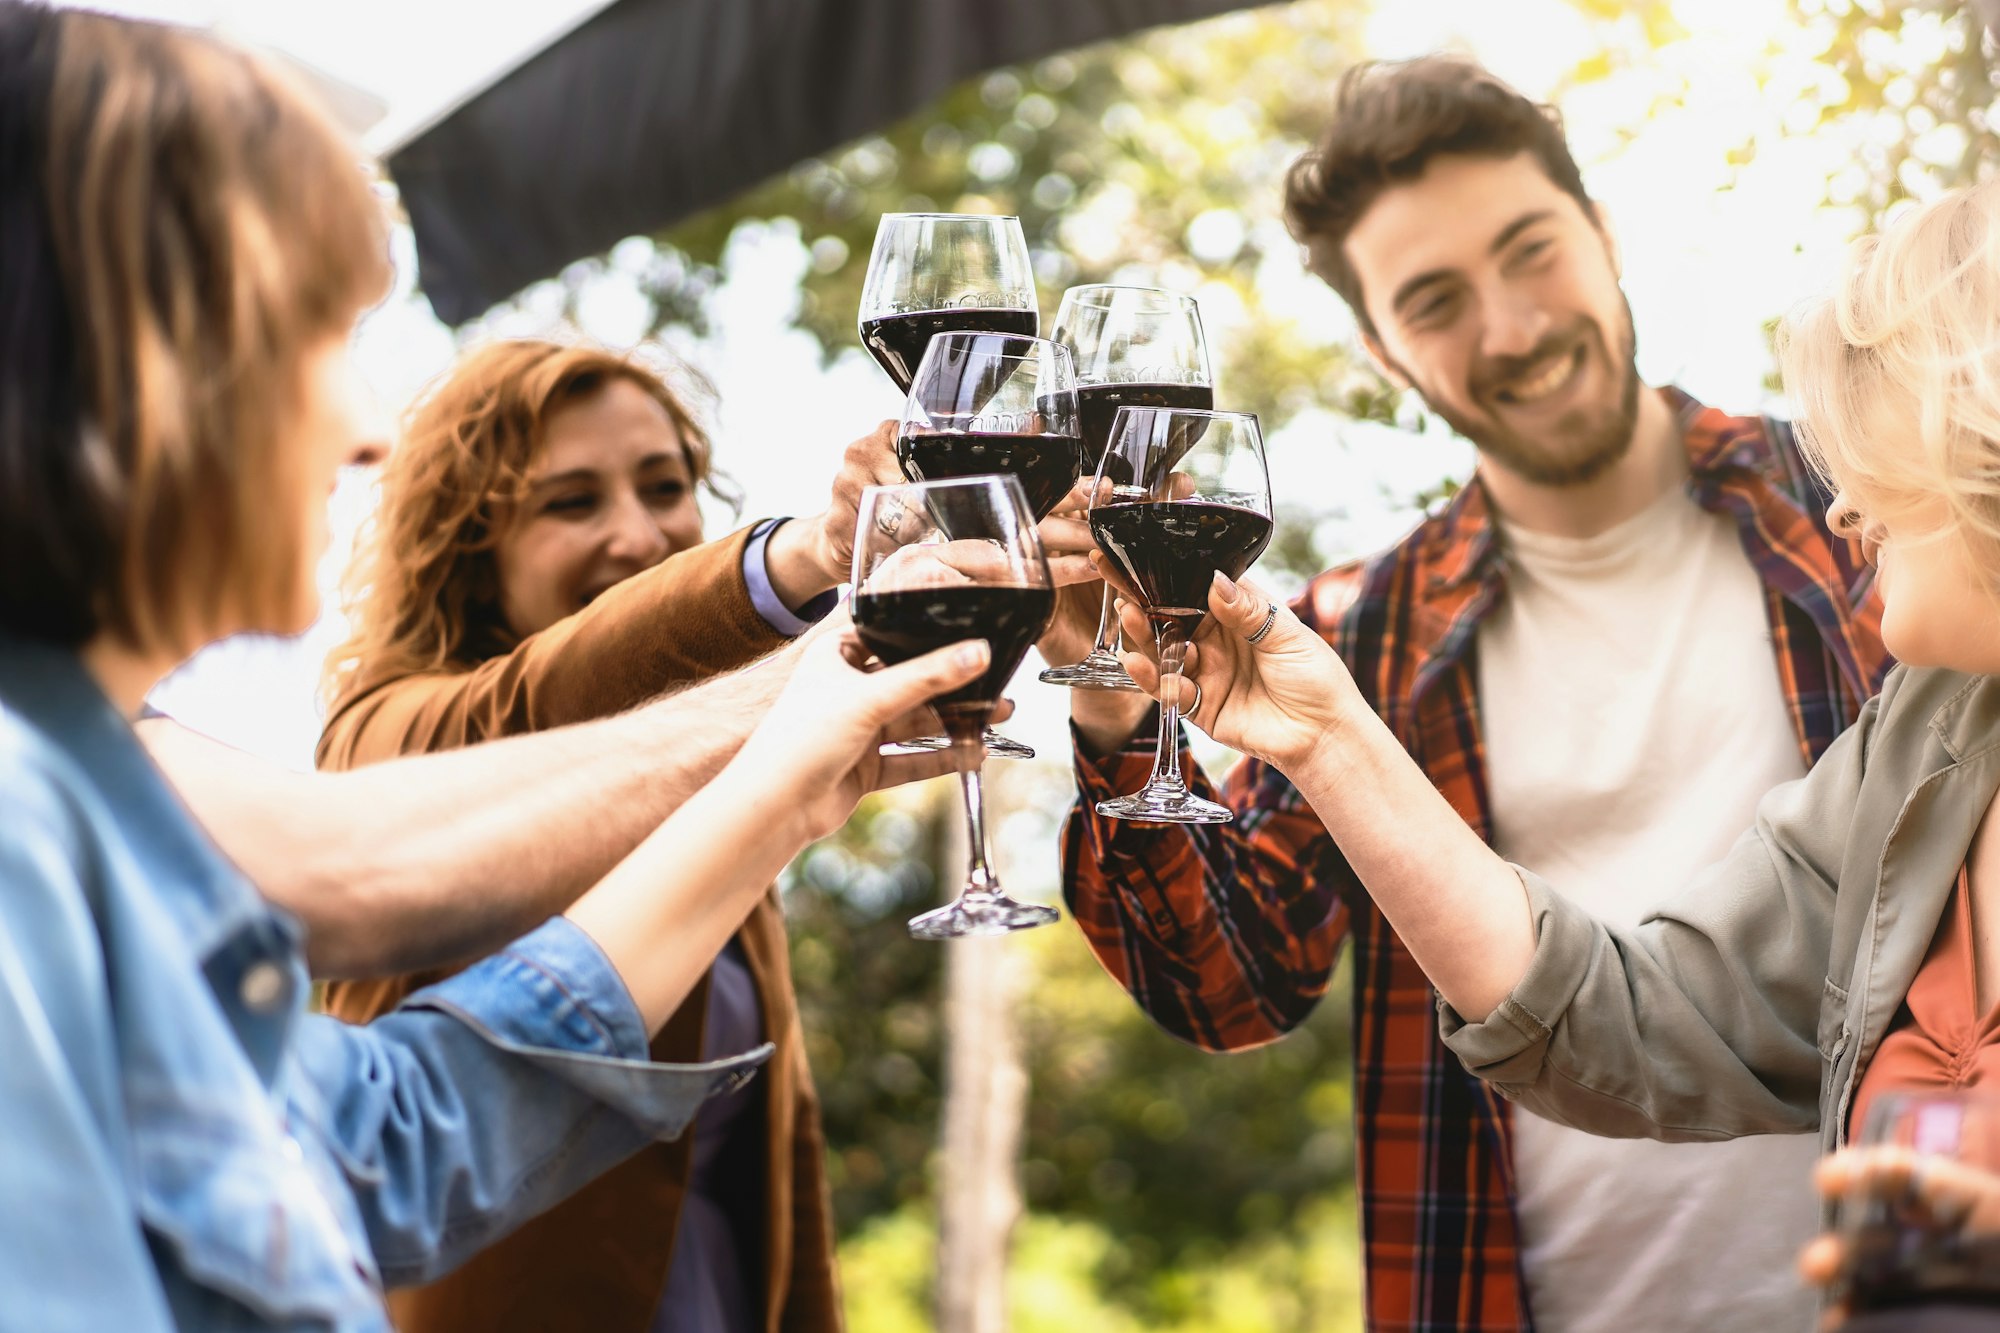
top-left (317, 340), bottom-right (884, 1332)
top-left (0, 4), bottom-right (985, 1328)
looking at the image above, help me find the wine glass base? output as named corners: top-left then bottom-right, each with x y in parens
top-left (1039, 654), bottom-right (1143, 692)
top-left (882, 729), bottom-right (1035, 760)
top-left (909, 895), bottom-right (1061, 939)
top-left (1096, 786), bottom-right (1233, 824)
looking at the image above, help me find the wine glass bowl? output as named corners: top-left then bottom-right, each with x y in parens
top-left (850, 476), bottom-right (1061, 939)
top-left (1088, 407), bottom-right (1272, 824)
top-left (1039, 284), bottom-right (1214, 691)
top-left (858, 213), bottom-right (1038, 392)
top-left (1838, 1090), bottom-right (2000, 1314)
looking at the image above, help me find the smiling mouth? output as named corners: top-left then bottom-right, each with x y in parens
top-left (1492, 343), bottom-right (1586, 407)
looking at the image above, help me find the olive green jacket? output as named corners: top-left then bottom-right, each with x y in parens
top-left (1442, 664), bottom-right (2000, 1154)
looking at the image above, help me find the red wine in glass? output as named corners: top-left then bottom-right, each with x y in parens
top-left (852, 585), bottom-right (1056, 729)
top-left (1088, 498), bottom-right (1272, 638)
top-left (896, 429), bottom-right (1081, 523)
top-left (1076, 382), bottom-right (1215, 474)
top-left (862, 308), bottom-right (1041, 394)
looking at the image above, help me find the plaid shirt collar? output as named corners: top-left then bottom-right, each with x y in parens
top-left (1403, 386), bottom-right (1863, 713)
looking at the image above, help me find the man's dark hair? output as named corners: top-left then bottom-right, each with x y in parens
top-left (1283, 55), bottom-right (1594, 337)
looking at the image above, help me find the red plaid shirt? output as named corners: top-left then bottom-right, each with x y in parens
top-left (1060, 390), bottom-right (1889, 1332)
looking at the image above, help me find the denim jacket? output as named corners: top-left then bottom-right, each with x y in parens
top-left (0, 636), bottom-right (773, 1332)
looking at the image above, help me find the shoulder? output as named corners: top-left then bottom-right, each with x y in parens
top-left (1294, 514), bottom-right (1434, 638)
top-left (316, 665), bottom-right (474, 769)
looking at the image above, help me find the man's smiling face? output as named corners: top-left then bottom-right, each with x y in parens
top-left (1346, 151), bottom-right (1640, 487)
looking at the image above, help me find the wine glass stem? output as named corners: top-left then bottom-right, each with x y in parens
top-left (1146, 620), bottom-right (1191, 792)
top-left (1089, 584), bottom-right (1120, 657)
top-left (954, 739), bottom-right (999, 898)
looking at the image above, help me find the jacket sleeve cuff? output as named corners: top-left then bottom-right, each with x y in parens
top-left (411, 917), bottom-right (772, 1140)
top-left (1437, 865), bottom-right (1598, 1086)
top-left (742, 518), bottom-right (839, 637)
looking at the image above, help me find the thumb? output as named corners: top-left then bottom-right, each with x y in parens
top-left (864, 639), bottom-right (990, 719)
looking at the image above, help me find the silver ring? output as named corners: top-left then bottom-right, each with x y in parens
top-left (1245, 602), bottom-right (1280, 644)
top-left (1182, 679), bottom-right (1202, 719)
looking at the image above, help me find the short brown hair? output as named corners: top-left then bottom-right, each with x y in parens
top-left (324, 339), bottom-right (728, 706)
top-left (1283, 56), bottom-right (1593, 337)
top-left (0, 4), bottom-right (389, 656)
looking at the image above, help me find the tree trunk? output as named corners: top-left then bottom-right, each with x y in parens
top-left (933, 783), bottom-right (1028, 1333)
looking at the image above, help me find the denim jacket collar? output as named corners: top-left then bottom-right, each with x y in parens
top-left (0, 634), bottom-right (295, 967)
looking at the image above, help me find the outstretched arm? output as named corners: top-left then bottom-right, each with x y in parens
top-left (146, 642), bottom-right (802, 979)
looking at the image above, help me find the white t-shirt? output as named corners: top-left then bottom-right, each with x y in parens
top-left (1476, 484), bottom-right (1820, 1333)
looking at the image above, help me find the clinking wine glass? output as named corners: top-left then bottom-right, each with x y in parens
top-left (1041, 284), bottom-right (1214, 692)
top-left (850, 476), bottom-right (1061, 939)
top-left (887, 330), bottom-right (1081, 760)
top-left (858, 212), bottom-right (1038, 393)
top-left (1089, 408), bottom-right (1272, 824)
top-left (1837, 1090), bottom-right (2000, 1314)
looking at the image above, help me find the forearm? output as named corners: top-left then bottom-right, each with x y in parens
top-left (152, 660), bottom-right (784, 977)
top-left (1286, 702), bottom-right (1535, 1021)
top-left (566, 738), bottom-right (818, 1032)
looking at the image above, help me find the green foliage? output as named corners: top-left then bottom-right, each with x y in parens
top-left (1779, 0), bottom-right (1999, 221)
top-left (786, 780), bottom-right (1359, 1324)
top-left (838, 1195), bottom-right (1362, 1331)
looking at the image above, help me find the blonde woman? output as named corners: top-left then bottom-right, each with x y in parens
top-left (0, 6), bottom-right (983, 1328)
top-left (1103, 180), bottom-right (2000, 1312)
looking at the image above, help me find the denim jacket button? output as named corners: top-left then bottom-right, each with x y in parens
top-left (240, 961), bottom-right (287, 1013)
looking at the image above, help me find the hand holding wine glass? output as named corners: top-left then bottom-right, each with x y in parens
top-left (1801, 1092), bottom-right (2000, 1323)
top-left (850, 476), bottom-right (1061, 938)
top-left (1106, 569), bottom-right (1365, 776)
top-left (1088, 407), bottom-right (1272, 823)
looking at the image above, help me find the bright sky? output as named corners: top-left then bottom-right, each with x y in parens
top-left (133, 0), bottom-right (1889, 771)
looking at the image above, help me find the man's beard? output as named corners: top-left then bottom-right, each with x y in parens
top-left (1409, 302), bottom-right (1642, 488)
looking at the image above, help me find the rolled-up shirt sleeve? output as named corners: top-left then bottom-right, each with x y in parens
top-left (289, 917), bottom-right (771, 1287)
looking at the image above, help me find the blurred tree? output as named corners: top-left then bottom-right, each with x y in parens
top-left (1779, 0), bottom-right (1999, 223)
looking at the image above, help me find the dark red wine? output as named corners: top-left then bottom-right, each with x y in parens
top-left (896, 430), bottom-right (1081, 521)
top-left (1844, 1212), bottom-right (2000, 1312)
top-left (1075, 382), bottom-right (1214, 473)
top-left (1089, 499), bottom-right (1272, 634)
top-left (861, 308), bottom-right (1039, 391)
top-left (853, 585), bottom-right (1056, 736)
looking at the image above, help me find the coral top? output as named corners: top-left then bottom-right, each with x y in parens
top-left (1850, 868), bottom-right (2000, 1139)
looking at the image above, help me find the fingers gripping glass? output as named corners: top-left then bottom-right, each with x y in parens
top-left (850, 477), bottom-right (1061, 938)
top-left (1040, 285), bottom-right (1214, 693)
top-left (886, 330), bottom-right (1081, 760)
top-left (1089, 408), bottom-right (1272, 824)
top-left (1838, 1091), bottom-right (2000, 1312)
top-left (858, 213), bottom-right (1038, 393)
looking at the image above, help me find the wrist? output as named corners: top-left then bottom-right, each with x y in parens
top-left (763, 517), bottom-right (841, 610)
top-left (1283, 687), bottom-right (1373, 788)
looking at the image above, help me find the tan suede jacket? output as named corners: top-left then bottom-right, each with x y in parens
top-left (1443, 664), bottom-right (1999, 1156)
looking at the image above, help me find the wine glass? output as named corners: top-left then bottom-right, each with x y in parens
top-left (1040, 285), bottom-right (1213, 692)
top-left (1089, 408), bottom-right (1272, 823)
top-left (1837, 1090), bottom-right (2000, 1313)
top-left (851, 476), bottom-right (1061, 939)
top-left (858, 213), bottom-right (1038, 392)
top-left (889, 329), bottom-right (1081, 760)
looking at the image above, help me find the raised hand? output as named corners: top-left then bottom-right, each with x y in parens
top-left (764, 420), bottom-right (904, 608)
top-left (735, 607), bottom-right (990, 840)
top-left (1112, 569), bottom-right (1360, 772)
